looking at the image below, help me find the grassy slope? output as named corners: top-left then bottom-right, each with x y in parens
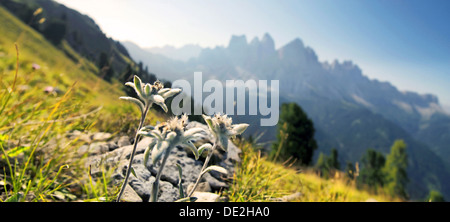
top-left (227, 140), bottom-right (400, 202)
top-left (0, 6), bottom-right (163, 201)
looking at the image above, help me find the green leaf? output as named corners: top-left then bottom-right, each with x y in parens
top-left (134, 75), bottom-right (143, 96)
top-left (130, 166), bottom-right (137, 178)
top-left (1, 145), bottom-right (30, 159)
top-left (5, 192), bottom-right (23, 202)
top-left (203, 115), bottom-right (214, 131)
top-left (144, 83), bottom-right (151, 97)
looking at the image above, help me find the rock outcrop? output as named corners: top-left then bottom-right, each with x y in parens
top-left (78, 121), bottom-right (241, 202)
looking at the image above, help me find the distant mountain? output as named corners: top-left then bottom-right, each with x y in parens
top-left (124, 33), bottom-right (450, 199)
top-left (145, 44), bottom-right (202, 62)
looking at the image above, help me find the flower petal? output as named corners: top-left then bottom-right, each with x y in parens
top-left (161, 88), bottom-right (182, 99)
top-left (183, 127), bottom-right (205, 138)
top-left (230, 123), bottom-right (249, 136)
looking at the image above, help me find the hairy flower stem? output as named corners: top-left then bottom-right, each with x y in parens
top-left (188, 142), bottom-right (218, 197)
top-left (116, 104), bottom-right (150, 202)
top-left (151, 148), bottom-right (171, 202)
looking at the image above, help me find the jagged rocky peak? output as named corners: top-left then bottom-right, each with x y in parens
top-left (227, 35), bottom-right (248, 50)
top-left (278, 37), bottom-right (320, 66)
top-left (326, 59), bottom-right (363, 77)
top-left (250, 36), bottom-right (260, 46)
top-left (260, 33), bottom-right (276, 52)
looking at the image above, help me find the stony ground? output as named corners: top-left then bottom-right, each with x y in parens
top-left (71, 121), bottom-right (241, 202)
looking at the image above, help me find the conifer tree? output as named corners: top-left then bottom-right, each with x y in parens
top-left (271, 103), bottom-right (317, 166)
top-left (384, 140), bottom-right (409, 199)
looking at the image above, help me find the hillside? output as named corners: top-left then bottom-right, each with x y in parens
top-left (1, 0), bottom-right (134, 81)
top-left (227, 140), bottom-right (401, 202)
top-left (0, 4), bottom-right (166, 201)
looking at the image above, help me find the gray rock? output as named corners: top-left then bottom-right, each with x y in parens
top-left (122, 184), bottom-right (143, 202)
top-left (191, 192), bottom-right (220, 202)
top-left (91, 132), bottom-right (112, 141)
top-left (67, 130), bottom-right (91, 143)
top-left (157, 180), bottom-right (179, 202)
top-left (147, 147), bottom-right (203, 186)
top-left (129, 177), bottom-right (154, 202)
top-left (117, 136), bottom-right (131, 147)
top-left (86, 122), bottom-right (241, 202)
top-left (202, 172), bottom-right (229, 191)
top-left (187, 182), bottom-right (211, 193)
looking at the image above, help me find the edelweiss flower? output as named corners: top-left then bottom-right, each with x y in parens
top-left (202, 113), bottom-right (249, 151)
top-left (138, 114), bottom-right (205, 166)
top-left (120, 75), bottom-right (181, 113)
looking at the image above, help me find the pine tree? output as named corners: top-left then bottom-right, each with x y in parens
top-left (315, 152), bottom-right (329, 178)
top-left (358, 149), bottom-right (386, 191)
top-left (384, 140), bottom-right (409, 199)
top-left (271, 103), bottom-right (317, 166)
top-left (328, 148), bottom-right (340, 170)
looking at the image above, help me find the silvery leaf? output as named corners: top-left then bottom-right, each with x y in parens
top-left (183, 127), bottom-right (205, 138)
top-left (175, 197), bottom-right (197, 202)
top-left (230, 123), bottom-right (249, 136)
top-left (119, 96), bottom-right (144, 114)
top-left (176, 164), bottom-right (184, 198)
top-left (157, 102), bottom-right (168, 113)
top-left (161, 88), bottom-right (182, 99)
top-left (144, 83), bottom-right (151, 97)
top-left (184, 141), bottom-right (199, 160)
top-left (197, 143), bottom-right (212, 156)
top-left (134, 75), bottom-right (143, 96)
top-left (202, 115), bottom-right (214, 131)
top-left (140, 125), bottom-right (155, 131)
top-left (218, 135), bottom-right (229, 152)
top-left (151, 94), bottom-right (165, 104)
top-left (152, 141), bottom-right (169, 164)
top-left (157, 88), bottom-right (171, 95)
top-left (143, 140), bottom-right (156, 167)
top-left (200, 165), bottom-right (228, 177)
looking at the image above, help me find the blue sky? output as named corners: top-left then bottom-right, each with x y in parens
top-left (55, 0), bottom-right (450, 111)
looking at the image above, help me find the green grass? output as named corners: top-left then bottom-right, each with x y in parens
top-left (226, 139), bottom-right (400, 202)
top-left (0, 6), bottom-right (164, 201)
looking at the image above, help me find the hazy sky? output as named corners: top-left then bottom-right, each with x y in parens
top-left (55, 0), bottom-right (450, 110)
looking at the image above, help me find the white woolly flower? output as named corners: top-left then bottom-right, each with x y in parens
top-left (120, 75), bottom-right (181, 113)
top-left (138, 114), bottom-right (205, 166)
top-left (202, 113), bottom-right (249, 151)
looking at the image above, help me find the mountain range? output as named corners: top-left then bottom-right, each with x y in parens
top-left (123, 34), bottom-right (450, 200)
